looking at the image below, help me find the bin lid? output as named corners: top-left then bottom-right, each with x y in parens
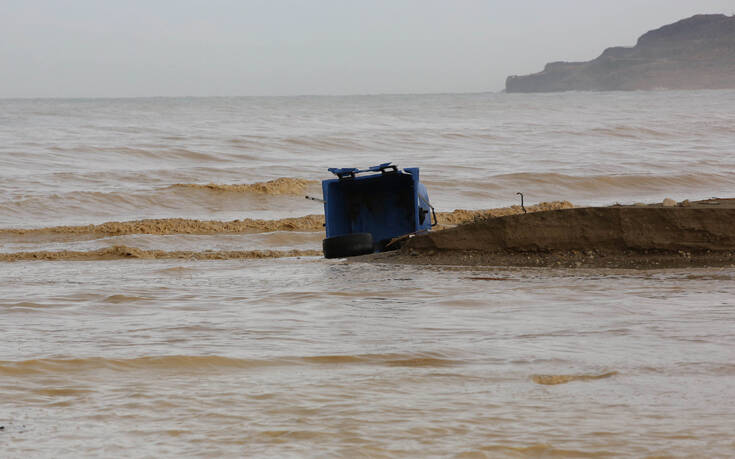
top-left (328, 162), bottom-right (393, 178)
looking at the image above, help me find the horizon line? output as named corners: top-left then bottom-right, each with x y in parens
top-left (0, 89), bottom-right (506, 102)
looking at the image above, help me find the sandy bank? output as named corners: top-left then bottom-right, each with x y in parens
top-left (435, 201), bottom-right (573, 226)
top-left (371, 199), bottom-right (735, 269)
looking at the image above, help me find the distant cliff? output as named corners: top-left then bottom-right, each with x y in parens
top-left (506, 14), bottom-right (735, 93)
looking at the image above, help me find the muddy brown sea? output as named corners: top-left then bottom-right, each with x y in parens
top-left (2, 91), bottom-right (735, 457)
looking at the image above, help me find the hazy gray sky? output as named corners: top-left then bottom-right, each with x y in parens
top-left (2, 0), bottom-right (733, 97)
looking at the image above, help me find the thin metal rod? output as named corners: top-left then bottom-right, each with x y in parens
top-left (516, 192), bottom-right (527, 214)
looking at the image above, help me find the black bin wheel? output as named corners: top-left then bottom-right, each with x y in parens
top-left (323, 233), bottom-right (374, 259)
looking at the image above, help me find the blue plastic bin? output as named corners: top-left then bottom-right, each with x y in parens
top-left (321, 163), bottom-right (435, 258)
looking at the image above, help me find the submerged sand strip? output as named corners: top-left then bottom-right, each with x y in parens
top-left (0, 201), bottom-right (573, 239)
top-left (1, 215), bottom-right (327, 237)
top-left (385, 201), bottom-right (735, 269)
top-left (0, 245), bottom-right (322, 262)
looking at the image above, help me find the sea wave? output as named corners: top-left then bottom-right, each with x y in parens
top-left (0, 177), bottom-right (321, 228)
top-left (0, 352), bottom-right (462, 375)
top-left (0, 245), bottom-right (321, 262)
top-left (493, 172), bottom-right (735, 192)
top-left (588, 125), bottom-right (672, 139)
top-left (426, 172), bottom-right (735, 197)
top-left (531, 371), bottom-right (618, 385)
top-left (168, 177), bottom-right (318, 195)
top-left (0, 215), bottom-right (325, 237)
top-left (0, 201), bottom-right (573, 241)
top-left (426, 172), bottom-right (735, 192)
top-left (47, 145), bottom-right (235, 163)
top-left (281, 135), bottom-right (371, 152)
top-left (3, 171), bottom-right (733, 228)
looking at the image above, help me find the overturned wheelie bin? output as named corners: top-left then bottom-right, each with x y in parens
top-left (320, 163), bottom-right (436, 259)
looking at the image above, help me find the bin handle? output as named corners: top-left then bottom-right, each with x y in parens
top-left (418, 195), bottom-right (438, 227)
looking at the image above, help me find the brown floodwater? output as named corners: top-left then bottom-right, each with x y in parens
top-left (2, 92), bottom-right (735, 457)
top-left (2, 259), bottom-right (734, 457)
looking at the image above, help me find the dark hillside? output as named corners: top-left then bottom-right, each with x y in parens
top-left (506, 14), bottom-right (735, 92)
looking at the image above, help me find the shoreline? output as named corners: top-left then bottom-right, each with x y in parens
top-left (363, 198), bottom-right (735, 269)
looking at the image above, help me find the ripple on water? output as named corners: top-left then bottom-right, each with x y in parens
top-left (531, 371), bottom-right (619, 385)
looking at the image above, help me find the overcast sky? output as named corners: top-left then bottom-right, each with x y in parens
top-left (1, 0), bottom-right (733, 98)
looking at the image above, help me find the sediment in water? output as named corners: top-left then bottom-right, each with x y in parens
top-left (0, 215), bottom-right (327, 237)
top-left (531, 372), bottom-right (618, 385)
top-left (0, 245), bottom-right (321, 262)
top-left (169, 177), bottom-right (317, 195)
top-left (0, 202), bottom-right (572, 239)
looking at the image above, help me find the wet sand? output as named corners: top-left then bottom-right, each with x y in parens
top-left (371, 198), bottom-right (735, 269)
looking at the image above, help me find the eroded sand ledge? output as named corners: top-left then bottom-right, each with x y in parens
top-left (369, 199), bottom-right (735, 269)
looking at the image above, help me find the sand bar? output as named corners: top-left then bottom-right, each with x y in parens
top-left (370, 198), bottom-right (735, 269)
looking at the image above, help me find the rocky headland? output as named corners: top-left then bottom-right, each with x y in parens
top-left (506, 14), bottom-right (735, 93)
